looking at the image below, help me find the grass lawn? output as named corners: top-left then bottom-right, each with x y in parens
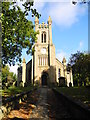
top-left (1, 85), bottom-right (36, 98)
top-left (55, 87), bottom-right (90, 107)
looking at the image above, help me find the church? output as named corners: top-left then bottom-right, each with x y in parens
top-left (17, 16), bottom-right (73, 87)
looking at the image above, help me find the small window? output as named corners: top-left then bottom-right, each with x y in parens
top-left (41, 32), bottom-right (46, 43)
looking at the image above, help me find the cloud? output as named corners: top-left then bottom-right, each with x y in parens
top-left (33, 1), bottom-right (45, 13)
top-left (79, 41), bottom-right (83, 48)
top-left (72, 41), bottom-right (84, 53)
top-left (35, 0), bottom-right (70, 2)
top-left (77, 41), bottom-right (84, 51)
top-left (16, 0), bottom-right (87, 28)
top-left (33, 0), bottom-right (87, 27)
top-left (9, 65), bottom-right (19, 75)
top-left (56, 50), bottom-right (67, 62)
top-left (16, 0), bottom-right (45, 13)
top-left (16, 1), bottom-right (25, 11)
top-left (48, 3), bottom-right (87, 27)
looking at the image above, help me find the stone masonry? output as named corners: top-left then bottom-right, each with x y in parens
top-left (18, 16), bottom-right (73, 87)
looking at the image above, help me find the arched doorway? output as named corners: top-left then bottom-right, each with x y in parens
top-left (41, 72), bottom-right (48, 86)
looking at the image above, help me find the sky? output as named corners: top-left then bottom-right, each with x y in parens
top-left (9, 0), bottom-right (88, 75)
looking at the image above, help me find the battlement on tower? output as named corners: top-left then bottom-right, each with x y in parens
top-left (35, 16), bottom-right (52, 30)
top-left (34, 16), bottom-right (53, 45)
top-left (38, 23), bottom-right (49, 29)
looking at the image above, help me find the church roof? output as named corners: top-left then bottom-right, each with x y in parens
top-left (56, 58), bottom-right (63, 67)
top-left (26, 59), bottom-right (32, 66)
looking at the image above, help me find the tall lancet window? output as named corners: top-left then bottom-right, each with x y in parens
top-left (58, 68), bottom-right (60, 78)
top-left (42, 33), bottom-right (43, 43)
top-left (44, 34), bottom-right (46, 43)
top-left (41, 32), bottom-right (46, 43)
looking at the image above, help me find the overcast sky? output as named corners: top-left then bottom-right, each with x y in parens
top-left (9, 0), bottom-right (88, 75)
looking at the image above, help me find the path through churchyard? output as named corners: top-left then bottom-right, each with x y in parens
top-left (2, 87), bottom-right (72, 120)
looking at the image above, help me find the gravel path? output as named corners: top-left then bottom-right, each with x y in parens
top-left (29, 87), bottom-right (49, 119)
top-left (29, 87), bottom-right (72, 120)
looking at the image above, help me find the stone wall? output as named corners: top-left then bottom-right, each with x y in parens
top-left (17, 67), bottom-right (22, 86)
top-left (56, 58), bottom-right (64, 83)
top-left (26, 60), bottom-right (32, 85)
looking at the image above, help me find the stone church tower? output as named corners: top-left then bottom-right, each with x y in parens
top-left (32, 16), bottom-right (56, 85)
top-left (17, 16), bottom-right (73, 87)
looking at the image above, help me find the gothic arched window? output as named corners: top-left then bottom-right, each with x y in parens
top-left (58, 68), bottom-right (60, 78)
top-left (42, 34), bottom-right (43, 43)
top-left (44, 34), bottom-right (46, 43)
top-left (41, 32), bottom-right (46, 43)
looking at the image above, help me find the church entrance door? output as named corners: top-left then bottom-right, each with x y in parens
top-left (41, 72), bottom-right (48, 86)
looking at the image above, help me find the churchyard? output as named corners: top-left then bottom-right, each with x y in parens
top-left (0, 85), bottom-right (90, 119)
top-left (55, 86), bottom-right (90, 108)
top-left (1, 86), bottom-right (90, 107)
top-left (1, 85), bottom-right (36, 98)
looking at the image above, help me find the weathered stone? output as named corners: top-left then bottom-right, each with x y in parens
top-left (18, 16), bottom-right (73, 87)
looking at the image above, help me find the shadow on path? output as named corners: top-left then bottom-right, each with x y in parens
top-left (2, 87), bottom-right (72, 120)
top-left (47, 88), bottom-right (72, 120)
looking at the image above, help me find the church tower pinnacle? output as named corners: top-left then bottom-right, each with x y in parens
top-left (62, 57), bottom-right (66, 68)
top-left (48, 16), bottom-right (52, 45)
top-left (48, 16), bottom-right (52, 23)
top-left (35, 17), bottom-right (39, 31)
top-left (22, 58), bottom-right (26, 87)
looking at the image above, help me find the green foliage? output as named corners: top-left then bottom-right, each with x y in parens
top-left (2, 65), bottom-right (17, 89)
top-left (72, 0), bottom-right (90, 5)
top-left (1, 2), bottom-right (40, 66)
top-left (68, 51), bottom-right (90, 86)
top-left (2, 65), bottom-right (9, 83)
top-left (2, 85), bottom-right (35, 97)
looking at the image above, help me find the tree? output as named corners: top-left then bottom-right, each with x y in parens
top-left (72, 0), bottom-right (90, 5)
top-left (2, 65), bottom-right (9, 84)
top-left (1, 2), bottom-right (40, 66)
top-left (2, 65), bottom-right (17, 89)
top-left (68, 51), bottom-right (90, 86)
